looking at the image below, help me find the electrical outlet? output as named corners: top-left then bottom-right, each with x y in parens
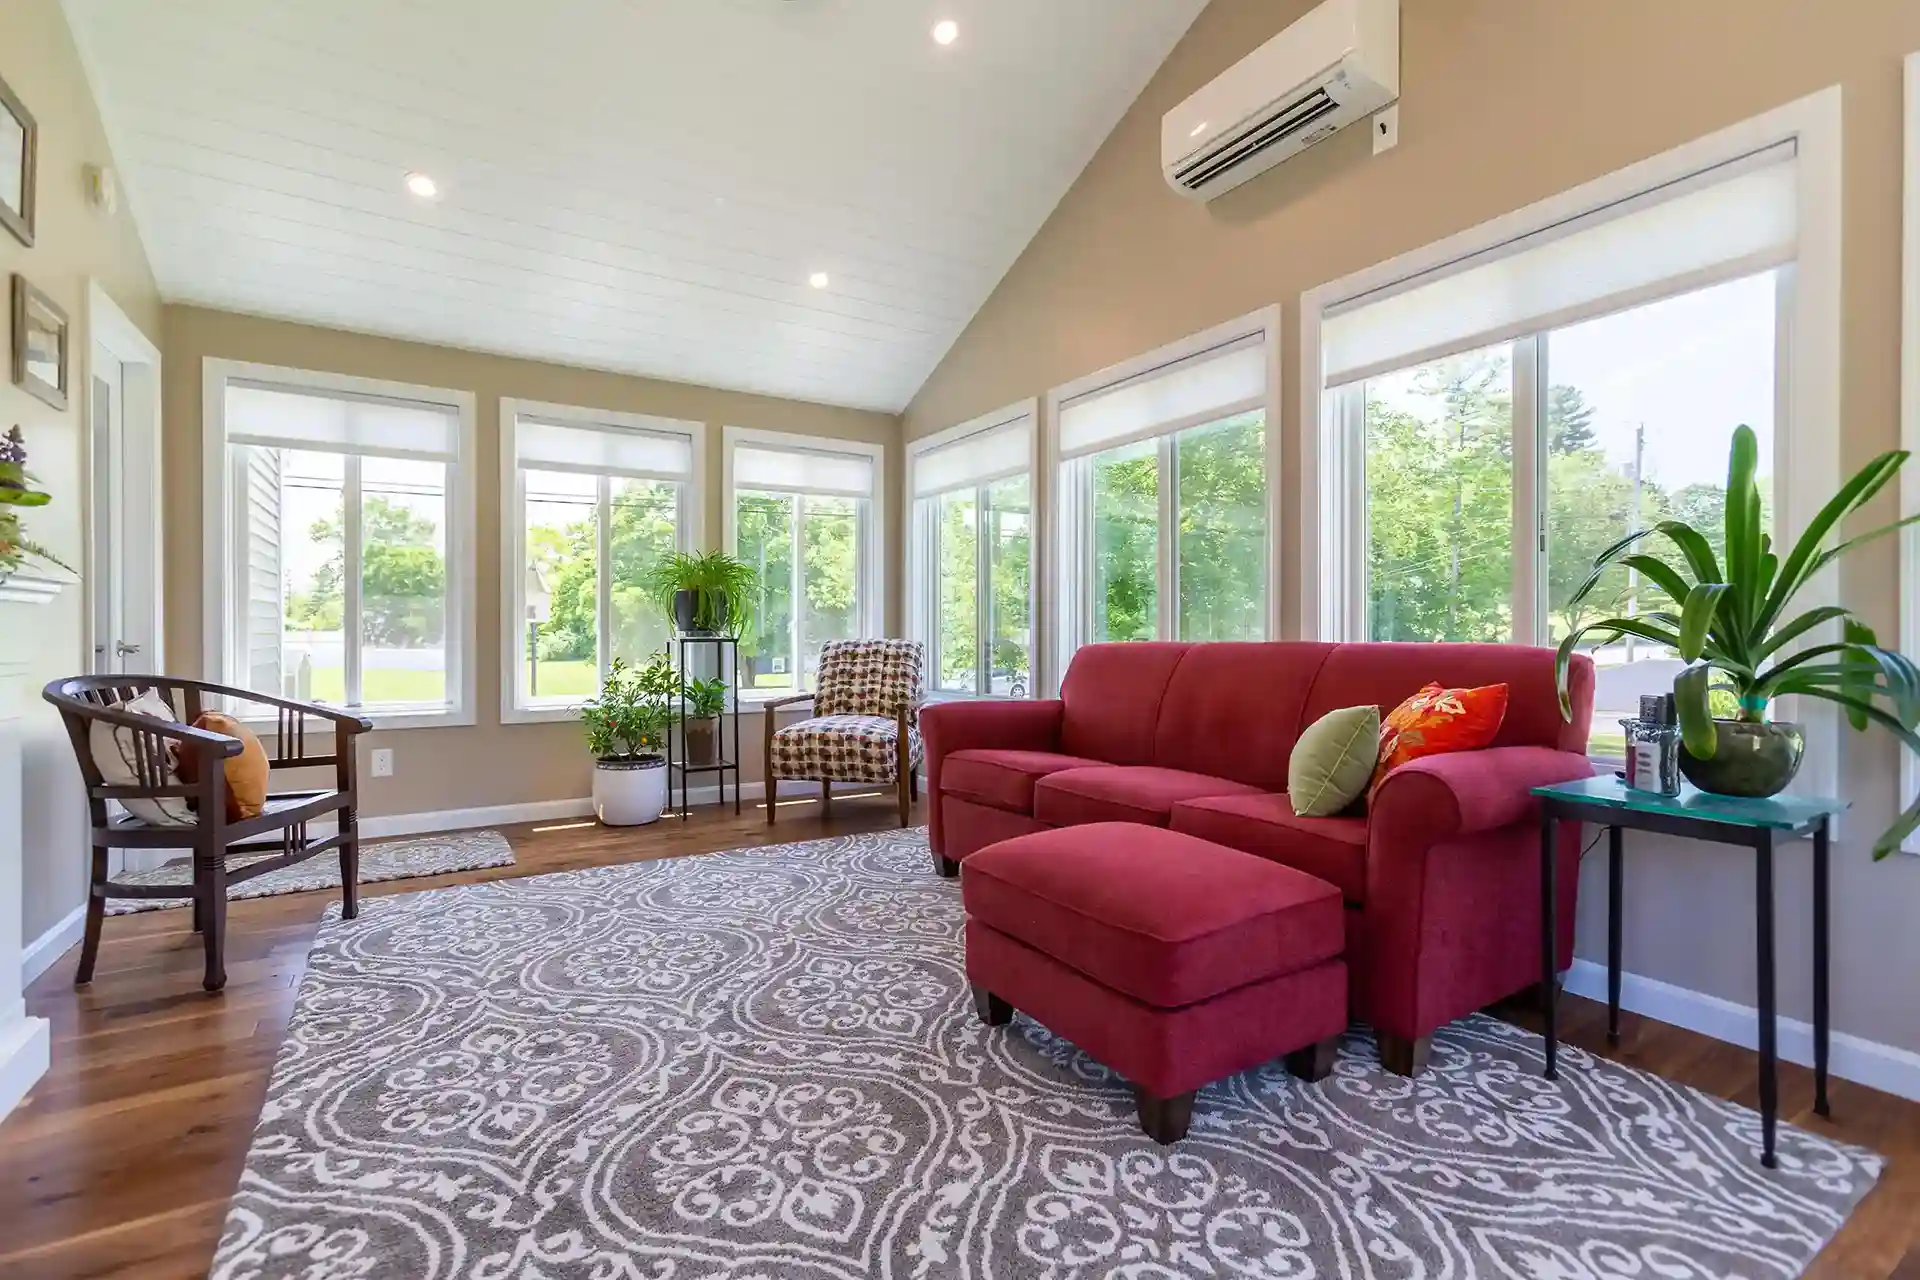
top-left (370, 747), bottom-right (395, 778)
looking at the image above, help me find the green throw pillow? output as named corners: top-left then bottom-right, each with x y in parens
top-left (1289, 704), bottom-right (1381, 817)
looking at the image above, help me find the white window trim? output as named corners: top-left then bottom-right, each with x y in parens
top-left (905, 399), bottom-right (1039, 701)
top-left (721, 426), bottom-right (886, 704)
top-left (201, 358), bottom-right (478, 730)
top-left (1299, 88), bottom-right (1844, 797)
top-left (1900, 51), bottom-right (1920, 853)
top-left (498, 398), bottom-right (706, 725)
top-left (1041, 306), bottom-right (1283, 694)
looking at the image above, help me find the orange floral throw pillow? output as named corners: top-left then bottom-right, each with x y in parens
top-left (1371, 682), bottom-right (1510, 793)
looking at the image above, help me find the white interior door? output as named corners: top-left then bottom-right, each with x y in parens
top-left (88, 347), bottom-right (128, 675)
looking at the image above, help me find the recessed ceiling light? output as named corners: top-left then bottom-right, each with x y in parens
top-left (405, 172), bottom-right (439, 199)
top-left (809, 272), bottom-right (831, 289)
top-left (932, 19), bottom-right (958, 45)
top-left (1189, 121), bottom-right (1209, 138)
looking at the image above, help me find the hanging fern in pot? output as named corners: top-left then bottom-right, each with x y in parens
top-left (1554, 424), bottom-right (1920, 858)
top-left (641, 550), bottom-right (757, 637)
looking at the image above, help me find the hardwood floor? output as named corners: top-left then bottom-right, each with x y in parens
top-left (0, 795), bottom-right (1913, 1277)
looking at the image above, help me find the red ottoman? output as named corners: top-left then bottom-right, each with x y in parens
top-left (962, 822), bottom-right (1348, 1144)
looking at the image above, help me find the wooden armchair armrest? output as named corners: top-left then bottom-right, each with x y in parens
top-left (759, 693), bottom-right (816, 713)
top-left (220, 689), bottom-right (375, 735)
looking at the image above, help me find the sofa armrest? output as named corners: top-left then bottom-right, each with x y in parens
top-left (920, 699), bottom-right (1064, 760)
top-left (1371, 746), bottom-right (1596, 840)
top-left (919, 699), bottom-right (1064, 856)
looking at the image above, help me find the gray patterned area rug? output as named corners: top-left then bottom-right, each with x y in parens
top-left (105, 828), bottom-right (514, 914)
top-left (215, 828), bottom-right (1879, 1279)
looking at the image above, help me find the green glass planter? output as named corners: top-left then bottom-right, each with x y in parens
top-left (1678, 719), bottom-right (1805, 798)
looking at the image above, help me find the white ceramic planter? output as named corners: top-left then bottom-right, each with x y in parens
top-left (593, 756), bottom-right (668, 826)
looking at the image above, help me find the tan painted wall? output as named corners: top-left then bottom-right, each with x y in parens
top-left (2, 0), bottom-right (162, 944)
top-left (162, 306), bottom-right (898, 823)
top-left (902, 0), bottom-right (1920, 1055)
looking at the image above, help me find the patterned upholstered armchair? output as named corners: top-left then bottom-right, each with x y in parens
top-left (764, 639), bottom-right (924, 828)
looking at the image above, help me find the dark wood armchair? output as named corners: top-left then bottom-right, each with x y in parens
top-left (42, 676), bottom-right (373, 993)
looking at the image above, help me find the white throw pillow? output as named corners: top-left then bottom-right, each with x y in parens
top-left (89, 689), bottom-right (196, 827)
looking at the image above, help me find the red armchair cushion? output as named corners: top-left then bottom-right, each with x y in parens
top-left (961, 823), bottom-right (1344, 1008)
top-left (1170, 792), bottom-right (1370, 903)
top-left (940, 748), bottom-right (1105, 814)
top-left (1032, 765), bottom-right (1264, 828)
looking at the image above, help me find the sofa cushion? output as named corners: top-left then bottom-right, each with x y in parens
top-left (1033, 765), bottom-right (1264, 828)
top-left (941, 748), bottom-right (1104, 814)
top-left (1059, 642), bottom-right (1188, 765)
top-left (961, 822), bottom-right (1344, 1008)
top-left (1151, 642), bottom-right (1336, 791)
top-left (1170, 792), bottom-right (1370, 904)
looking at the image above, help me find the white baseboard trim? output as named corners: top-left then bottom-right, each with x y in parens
top-left (1564, 958), bottom-right (1920, 1104)
top-left (21, 904), bottom-right (86, 989)
top-left (0, 1009), bottom-right (51, 1124)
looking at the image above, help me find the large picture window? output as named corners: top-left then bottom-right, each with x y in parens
top-left (1056, 317), bottom-right (1276, 667)
top-left (907, 406), bottom-right (1034, 697)
top-left (502, 402), bottom-right (700, 719)
top-left (725, 430), bottom-right (884, 696)
top-left (205, 362), bottom-right (475, 727)
top-left (1321, 143), bottom-right (1800, 756)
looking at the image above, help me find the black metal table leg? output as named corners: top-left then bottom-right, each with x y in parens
top-left (1608, 824), bottom-right (1623, 1045)
top-left (1755, 828), bottom-right (1778, 1169)
top-left (1813, 814), bottom-right (1831, 1118)
top-left (1540, 804), bottom-right (1558, 1080)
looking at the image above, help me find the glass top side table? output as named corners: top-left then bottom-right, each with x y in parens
top-left (1531, 774), bottom-right (1848, 1169)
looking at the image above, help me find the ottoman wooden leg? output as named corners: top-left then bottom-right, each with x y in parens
top-left (1378, 1033), bottom-right (1432, 1077)
top-left (1135, 1087), bottom-right (1195, 1145)
top-left (972, 984), bottom-right (1013, 1026)
top-left (1285, 1036), bottom-right (1339, 1083)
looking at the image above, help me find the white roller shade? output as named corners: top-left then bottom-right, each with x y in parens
top-left (912, 416), bottom-right (1033, 498)
top-left (1059, 335), bottom-right (1266, 461)
top-left (1323, 143), bottom-right (1798, 387)
top-left (516, 415), bottom-right (694, 480)
top-left (226, 382), bottom-right (460, 460)
top-left (734, 443), bottom-right (874, 498)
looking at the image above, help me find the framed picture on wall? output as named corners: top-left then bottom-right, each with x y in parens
top-left (12, 274), bottom-right (69, 411)
top-left (0, 69), bottom-right (35, 247)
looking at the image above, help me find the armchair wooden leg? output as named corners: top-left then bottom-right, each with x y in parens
top-left (895, 707), bottom-right (911, 829)
top-left (821, 779), bottom-right (832, 819)
top-left (191, 888), bottom-right (205, 934)
top-left (339, 808), bottom-right (361, 921)
top-left (76, 849), bottom-right (107, 986)
top-left (200, 852), bottom-right (228, 993)
top-left (897, 771), bottom-right (911, 827)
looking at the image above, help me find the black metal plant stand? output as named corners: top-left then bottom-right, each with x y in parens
top-left (667, 633), bottom-right (742, 819)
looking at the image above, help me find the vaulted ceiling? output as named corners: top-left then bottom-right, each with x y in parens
top-left (63, 0), bottom-right (1205, 412)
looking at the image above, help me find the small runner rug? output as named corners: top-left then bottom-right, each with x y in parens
top-left (104, 828), bottom-right (514, 915)
top-left (214, 827), bottom-right (1879, 1278)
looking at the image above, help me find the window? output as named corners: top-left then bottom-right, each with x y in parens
top-left (724, 429), bottom-right (884, 696)
top-left (907, 405), bottom-right (1034, 697)
top-left (205, 362), bottom-right (475, 727)
top-left (502, 402), bottom-right (701, 719)
top-left (1056, 315), bottom-right (1276, 668)
top-left (1318, 140), bottom-right (1805, 757)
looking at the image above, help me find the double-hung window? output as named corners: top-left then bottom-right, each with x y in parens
top-left (205, 361), bottom-right (475, 727)
top-left (1320, 143), bottom-right (1802, 756)
top-left (724, 429), bottom-right (884, 696)
top-left (907, 404), bottom-right (1035, 697)
top-left (502, 401), bottom-right (701, 719)
top-left (1054, 314), bottom-right (1277, 670)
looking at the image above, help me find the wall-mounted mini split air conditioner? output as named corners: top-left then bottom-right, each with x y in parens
top-left (1163, 0), bottom-right (1399, 201)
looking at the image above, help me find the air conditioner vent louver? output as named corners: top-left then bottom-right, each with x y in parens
top-left (1173, 89), bottom-right (1340, 191)
top-left (1162, 0), bottom-right (1398, 201)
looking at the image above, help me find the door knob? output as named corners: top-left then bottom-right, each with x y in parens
top-left (116, 641), bottom-right (141, 656)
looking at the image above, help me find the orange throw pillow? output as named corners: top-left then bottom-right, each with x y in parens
top-left (175, 712), bottom-right (271, 821)
top-left (1371, 682), bottom-right (1509, 792)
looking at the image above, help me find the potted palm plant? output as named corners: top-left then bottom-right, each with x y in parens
top-left (582, 652), bottom-right (676, 826)
top-left (682, 674), bottom-right (727, 766)
top-left (1555, 424), bottom-right (1920, 857)
top-left (641, 550), bottom-right (757, 636)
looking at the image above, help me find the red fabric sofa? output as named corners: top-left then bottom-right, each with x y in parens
top-left (921, 641), bottom-right (1596, 1070)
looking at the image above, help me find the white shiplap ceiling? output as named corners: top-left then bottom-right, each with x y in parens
top-left (63, 0), bottom-right (1205, 412)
